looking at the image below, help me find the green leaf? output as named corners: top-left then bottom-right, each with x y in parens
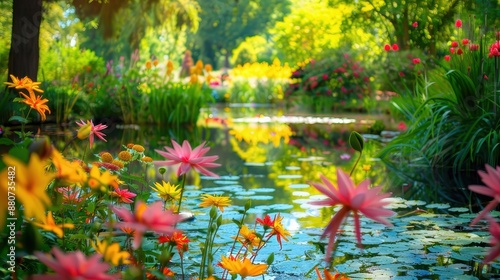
top-left (349, 131), bottom-right (364, 153)
top-left (266, 252), bottom-right (275, 265)
top-left (8, 115), bottom-right (29, 124)
top-left (0, 138), bottom-right (15, 146)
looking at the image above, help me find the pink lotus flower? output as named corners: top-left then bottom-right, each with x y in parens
top-left (484, 217), bottom-right (500, 263)
top-left (309, 169), bottom-right (395, 262)
top-left (33, 247), bottom-right (116, 279)
top-left (76, 119), bottom-right (107, 149)
top-left (155, 140), bottom-right (220, 177)
top-left (469, 165), bottom-right (500, 226)
top-left (111, 201), bottom-right (181, 249)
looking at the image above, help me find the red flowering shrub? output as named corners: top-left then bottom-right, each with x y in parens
top-left (285, 53), bottom-right (373, 112)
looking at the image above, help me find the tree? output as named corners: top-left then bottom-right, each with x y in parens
top-left (7, 0), bottom-right (42, 81)
top-left (5, 0), bottom-right (198, 83)
top-left (190, 0), bottom-right (290, 69)
top-left (331, 0), bottom-right (464, 55)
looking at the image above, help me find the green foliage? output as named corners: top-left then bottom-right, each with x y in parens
top-left (379, 38), bottom-right (500, 205)
top-left (0, 0), bottom-right (12, 78)
top-left (284, 51), bottom-right (373, 112)
top-left (39, 43), bottom-right (105, 83)
top-left (145, 82), bottom-right (214, 128)
top-left (231, 35), bottom-right (274, 65)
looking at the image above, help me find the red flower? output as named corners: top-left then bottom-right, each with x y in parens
top-left (412, 58), bottom-right (421, 64)
top-left (450, 48), bottom-right (455, 54)
top-left (256, 214), bottom-right (273, 228)
top-left (391, 44), bottom-right (399, 51)
top-left (457, 48), bottom-right (464, 55)
top-left (384, 44), bottom-right (391, 51)
top-left (412, 21), bottom-right (418, 28)
top-left (444, 55), bottom-right (451, 61)
top-left (451, 41), bottom-right (458, 48)
top-left (489, 41), bottom-right (500, 58)
top-left (462, 38), bottom-right (469, 45)
top-left (397, 121), bottom-right (407, 131)
top-left (111, 187), bottom-right (136, 204)
top-left (469, 44), bottom-right (479, 51)
top-left (455, 19), bottom-right (462, 28)
top-left (398, 71), bottom-right (405, 77)
top-left (322, 74), bottom-right (329, 80)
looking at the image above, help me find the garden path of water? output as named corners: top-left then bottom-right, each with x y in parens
top-left (45, 105), bottom-right (500, 279)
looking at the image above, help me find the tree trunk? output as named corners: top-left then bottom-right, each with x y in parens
top-left (8, 0), bottom-right (42, 82)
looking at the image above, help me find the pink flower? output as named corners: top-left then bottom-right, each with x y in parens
top-left (412, 21), bottom-right (418, 28)
top-left (450, 47), bottom-right (455, 54)
top-left (76, 119), bottom-right (107, 149)
top-left (397, 121), bottom-right (407, 131)
top-left (340, 153), bottom-right (351, 160)
top-left (484, 218), bottom-right (500, 263)
top-left (444, 55), bottom-right (451, 62)
top-left (33, 247), bottom-right (115, 279)
top-left (384, 44), bottom-right (391, 51)
top-left (469, 165), bottom-right (500, 226)
top-left (469, 43), bottom-right (479, 51)
top-left (309, 169), bottom-right (395, 262)
top-left (489, 41), bottom-right (500, 58)
top-left (111, 201), bottom-right (181, 249)
top-left (412, 58), bottom-right (421, 64)
top-left (111, 187), bottom-right (136, 204)
top-left (155, 140), bottom-right (220, 177)
top-left (455, 19), bottom-right (462, 28)
top-left (391, 44), bottom-right (399, 51)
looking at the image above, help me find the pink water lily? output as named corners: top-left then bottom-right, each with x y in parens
top-left (111, 201), bottom-right (181, 249)
top-left (468, 165), bottom-right (500, 226)
top-left (155, 139), bottom-right (220, 177)
top-left (33, 247), bottom-right (116, 279)
top-left (484, 217), bottom-right (500, 264)
top-left (309, 169), bottom-right (395, 262)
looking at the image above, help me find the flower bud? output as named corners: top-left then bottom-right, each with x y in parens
top-left (77, 121), bottom-right (92, 140)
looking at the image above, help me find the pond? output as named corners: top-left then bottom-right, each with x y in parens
top-left (37, 105), bottom-right (500, 279)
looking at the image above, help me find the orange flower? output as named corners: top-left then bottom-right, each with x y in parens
top-left (267, 213), bottom-right (291, 249)
top-left (19, 89), bottom-right (51, 121)
top-left (33, 211), bottom-right (74, 238)
top-left (4, 74), bottom-right (43, 93)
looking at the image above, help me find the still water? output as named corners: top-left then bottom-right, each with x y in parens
top-left (41, 105), bottom-right (500, 279)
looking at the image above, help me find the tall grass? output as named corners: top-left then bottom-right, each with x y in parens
top-left (146, 82), bottom-right (213, 128)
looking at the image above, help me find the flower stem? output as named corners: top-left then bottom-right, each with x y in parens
top-left (350, 151), bottom-right (362, 177)
top-left (177, 174), bottom-right (187, 213)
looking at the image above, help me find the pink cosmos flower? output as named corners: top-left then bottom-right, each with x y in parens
top-left (155, 140), bottom-right (220, 177)
top-left (309, 169), bottom-right (395, 262)
top-left (111, 201), bottom-right (181, 249)
top-left (33, 247), bottom-right (116, 280)
top-left (484, 217), bottom-right (500, 263)
top-left (111, 187), bottom-right (136, 204)
top-left (76, 119), bottom-right (107, 149)
top-left (468, 165), bottom-right (500, 226)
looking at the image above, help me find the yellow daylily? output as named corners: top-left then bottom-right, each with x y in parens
top-left (0, 154), bottom-right (54, 221)
top-left (92, 239), bottom-right (131, 265)
top-left (33, 211), bottom-right (74, 238)
top-left (199, 194), bottom-right (231, 212)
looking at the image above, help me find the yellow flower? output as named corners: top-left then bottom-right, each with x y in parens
top-left (141, 156), bottom-right (153, 163)
top-left (199, 194), bottom-right (231, 212)
top-left (51, 149), bottom-right (88, 184)
top-left (145, 61), bottom-right (152, 69)
top-left (166, 60), bottom-right (174, 76)
top-left (362, 164), bottom-right (371, 172)
top-left (234, 225), bottom-right (261, 250)
top-left (150, 181), bottom-right (181, 202)
top-left (220, 256), bottom-right (267, 278)
top-left (33, 211), bottom-right (74, 238)
top-left (19, 89), bottom-right (51, 121)
top-left (88, 165), bottom-right (119, 190)
top-left (111, 160), bottom-right (124, 168)
top-left (92, 239), bottom-right (131, 265)
top-left (77, 121), bottom-right (92, 140)
top-left (0, 154), bottom-right (54, 221)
